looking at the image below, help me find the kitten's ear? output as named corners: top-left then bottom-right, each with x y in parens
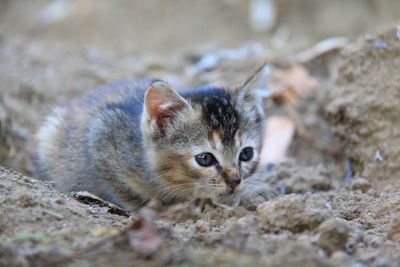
top-left (143, 81), bottom-right (190, 134)
top-left (235, 64), bottom-right (268, 120)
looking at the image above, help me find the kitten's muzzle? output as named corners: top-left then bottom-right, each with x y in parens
top-left (226, 174), bottom-right (241, 192)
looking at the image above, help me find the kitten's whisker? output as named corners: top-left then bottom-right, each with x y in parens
top-left (245, 183), bottom-right (273, 196)
top-left (244, 183), bottom-right (278, 200)
top-left (146, 170), bottom-right (172, 183)
top-left (185, 192), bottom-right (207, 208)
top-left (158, 185), bottom-right (194, 199)
top-left (246, 180), bottom-right (281, 192)
top-left (159, 184), bottom-right (211, 202)
top-left (157, 183), bottom-right (197, 192)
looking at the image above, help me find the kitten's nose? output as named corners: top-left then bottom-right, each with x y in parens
top-left (226, 174), bottom-right (241, 190)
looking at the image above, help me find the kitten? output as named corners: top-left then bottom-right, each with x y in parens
top-left (35, 67), bottom-right (267, 211)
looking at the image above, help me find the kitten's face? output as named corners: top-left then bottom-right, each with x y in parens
top-left (142, 76), bottom-right (264, 204)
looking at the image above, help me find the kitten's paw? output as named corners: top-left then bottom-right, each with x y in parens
top-left (235, 182), bottom-right (279, 210)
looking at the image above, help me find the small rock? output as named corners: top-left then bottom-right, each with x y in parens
top-left (18, 194), bottom-right (36, 208)
top-left (330, 251), bottom-right (353, 267)
top-left (22, 177), bottom-right (37, 184)
top-left (54, 197), bottom-right (65, 205)
top-left (270, 240), bottom-right (331, 267)
top-left (257, 194), bottom-right (328, 233)
top-left (318, 218), bottom-right (351, 255)
top-left (285, 173), bottom-right (331, 193)
top-left (87, 206), bottom-right (109, 215)
top-left (195, 220), bottom-right (210, 233)
top-left (267, 163), bottom-right (332, 194)
top-left (222, 217), bottom-right (240, 233)
top-left (350, 177), bottom-right (370, 193)
top-left (237, 214), bottom-right (258, 229)
top-left (387, 217), bottom-right (400, 240)
top-left (222, 215), bottom-right (258, 236)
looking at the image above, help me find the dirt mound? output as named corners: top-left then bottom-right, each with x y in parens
top-left (0, 167), bottom-right (130, 266)
top-left (326, 24), bottom-right (400, 184)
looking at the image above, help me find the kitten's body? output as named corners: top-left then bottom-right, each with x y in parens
top-left (36, 75), bottom-right (266, 210)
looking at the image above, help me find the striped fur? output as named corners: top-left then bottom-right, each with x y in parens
top-left (36, 75), bottom-right (265, 210)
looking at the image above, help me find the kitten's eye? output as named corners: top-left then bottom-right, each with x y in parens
top-left (195, 152), bottom-right (217, 167)
top-left (239, 147), bottom-right (254, 162)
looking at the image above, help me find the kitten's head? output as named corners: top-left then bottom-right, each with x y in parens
top-left (141, 68), bottom-right (265, 204)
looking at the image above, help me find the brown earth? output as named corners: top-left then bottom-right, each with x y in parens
top-left (326, 25), bottom-right (400, 186)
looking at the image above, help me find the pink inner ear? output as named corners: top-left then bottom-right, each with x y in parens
top-left (145, 83), bottom-right (185, 135)
top-left (146, 88), bottom-right (181, 119)
top-left (146, 88), bottom-right (167, 119)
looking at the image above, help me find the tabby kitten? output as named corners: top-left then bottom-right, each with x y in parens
top-left (36, 68), bottom-right (266, 210)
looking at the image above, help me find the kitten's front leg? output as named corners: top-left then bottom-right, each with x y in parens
top-left (235, 180), bottom-right (279, 210)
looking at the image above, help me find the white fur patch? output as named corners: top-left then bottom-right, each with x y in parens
top-left (36, 107), bottom-right (66, 161)
top-left (159, 101), bottom-right (174, 110)
top-left (212, 133), bottom-right (223, 150)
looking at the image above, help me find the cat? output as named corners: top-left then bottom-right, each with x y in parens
top-left (35, 66), bottom-right (270, 211)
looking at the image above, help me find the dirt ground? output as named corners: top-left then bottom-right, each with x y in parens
top-left (1, 1), bottom-right (400, 267)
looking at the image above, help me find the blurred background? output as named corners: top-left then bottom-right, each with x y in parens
top-left (0, 0), bottom-right (400, 174)
top-left (1, 0), bottom-right (400, 55)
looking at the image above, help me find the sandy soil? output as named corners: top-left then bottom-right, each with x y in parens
top-left (1, 1), bottom-right (400, 267)
top-left (326, 25), bottom-right (400, 186)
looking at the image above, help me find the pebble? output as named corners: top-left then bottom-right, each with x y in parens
top-left (237, 214), bottom-right (258, 228)
top-left (195, 220), bottom-right (210, 233)
top-left (350, 177), bottom-right (371, 193)
top-left (317, 218), bottom-right (351, 255)
top-left (257, 195), bottom-right (328, 233)
top-left (387, 216), bottom-right (400, 240)
top-left (18, 193), bottom-right (36, 208)
top-left (54, 197), bottom-right (66, 205)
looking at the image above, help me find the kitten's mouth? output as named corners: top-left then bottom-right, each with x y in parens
top-left (223, 187), bottom-right (235, 196)
top-left (209, 188), bottom-right (234, 201)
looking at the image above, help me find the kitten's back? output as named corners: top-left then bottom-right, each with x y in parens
top-left (35, 80), bottom-right (152, 196)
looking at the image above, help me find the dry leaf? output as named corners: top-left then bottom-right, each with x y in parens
top-left (294, 37), bottom-right (348, 63)
top-left (260, 116), bottom-right (295, 165)
top-left (271, 87), bottom-right (298, 106)
top-left (128, 217), bottom-right (164, 256)
top-left (283, 65), bottom-right (319, 95)
top-left (269, 64), bottom-right (319, 105)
